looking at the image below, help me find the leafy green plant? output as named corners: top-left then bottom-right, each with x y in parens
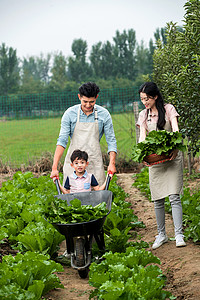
top-left (16, 220), bottom-right (65, 257)
top-left (132, 130), bottom-right (186, 163)
top-left (132, 167), bottom-right (151, 200)
top-left (45, 198), bottom-right (109, 224)
top-left (153, 0), bottom-right (200, 157)
top-left (0, 251), bottom-right (64, 300)
top-left (89, 247), bottom-right (172, 300)
top-left (180, 188), bottom-right (200, 242)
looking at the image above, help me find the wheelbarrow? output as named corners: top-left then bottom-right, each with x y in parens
top-left (52, 175), bottom-right (112, 278)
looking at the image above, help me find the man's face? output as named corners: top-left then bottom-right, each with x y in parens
top-left (78, 94), bottom-right (97, 115)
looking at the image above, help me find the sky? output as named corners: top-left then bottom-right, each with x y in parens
top-left (0, 0), bottom-right (187, 59)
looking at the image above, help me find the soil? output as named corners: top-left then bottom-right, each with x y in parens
top-left (0, 173), bottom-right (200, 300)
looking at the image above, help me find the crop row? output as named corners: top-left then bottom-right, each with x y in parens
top-left (0, 172), bottom-right (173, 299)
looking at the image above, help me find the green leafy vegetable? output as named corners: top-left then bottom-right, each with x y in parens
top-left (89, 247), bottom-right (172, 299)
top-left (0, 251), bottom-right (64, 299)
top-left (132, 130), bottom-right (186, 163)
top-left (45, 198), bottom-right (109, 224)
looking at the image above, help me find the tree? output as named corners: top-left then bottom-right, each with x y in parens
top-left (90, 41), bottom-right (114, 79)
top-left (154, 27), bottom-right (167, 45)
top-left (113, 29), bottom-right (137, 80)
top-left (153, 0), bottom-right (200, 171)
top-left (68, 39), bottom-right (92, 82)
top-left (135, 40), bottom-right (152, 76)
top-left (20, 54), bottom-right (51, 93)
top-left (48, 52), bottom-right (68, 92)
top-left (0, 43), bottom-right (20, 95)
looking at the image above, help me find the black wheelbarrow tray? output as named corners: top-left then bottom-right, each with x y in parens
top-left (51, 178), bottom-right (112, 278)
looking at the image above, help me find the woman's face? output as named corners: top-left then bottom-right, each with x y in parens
top-left (140, 92), bottom-right (157, 110)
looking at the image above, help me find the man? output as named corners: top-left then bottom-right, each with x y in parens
top-left (50, 82), bottom-right (117, 186)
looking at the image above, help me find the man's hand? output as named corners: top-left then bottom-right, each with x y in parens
top-left (50, 169), bottom-right (59, 179)
top-left (107, 162), bottom-right (116, 177)
top-left (50, 145), bottom-right (65, 180)
top-left (107, 151), bottom-right (116, 177)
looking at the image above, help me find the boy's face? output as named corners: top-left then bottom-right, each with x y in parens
top-left (78, 94), bottom-right (97, 115)
top-left (71, 158), bottom-right (89, 176)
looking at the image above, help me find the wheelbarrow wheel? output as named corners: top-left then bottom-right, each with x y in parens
top-left (75, 238), bottom-right (88, 278)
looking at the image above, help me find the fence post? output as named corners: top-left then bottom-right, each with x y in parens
top-left (133, 101), bottom-right (140, 144)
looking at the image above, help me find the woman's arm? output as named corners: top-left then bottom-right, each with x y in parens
top-left (138, 126), bottom-right (146, 143)
top-left (170, 116), bottom-right (179, 160)
top-left (171, 116), bottom-right (179, 132)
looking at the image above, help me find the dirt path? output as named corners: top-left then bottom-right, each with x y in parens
top-left (117, 173), bottom-right (200, 300)
top-left (1, 173), bottom-right (200, 299)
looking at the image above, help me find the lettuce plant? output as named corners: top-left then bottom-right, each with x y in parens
top-left (132, 130), bottom-right (186, 163)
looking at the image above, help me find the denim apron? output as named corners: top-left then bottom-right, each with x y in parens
top-left (63, 105), bottom-right (106, 186)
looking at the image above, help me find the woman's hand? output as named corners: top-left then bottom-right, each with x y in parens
top-left (142, 161), bottom-right (153, 167)
top-left (169, 149), bottom-right (179, 160)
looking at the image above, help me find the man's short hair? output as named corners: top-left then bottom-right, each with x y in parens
top-left (70, 149), bottom-right (88, 163)
top-left (79, 82), bottom-right (100, 98)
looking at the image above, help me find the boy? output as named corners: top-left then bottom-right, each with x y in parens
top-left (56, 149), bottom-right (107, 194)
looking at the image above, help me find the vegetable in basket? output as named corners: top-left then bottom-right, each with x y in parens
top-left (132, 130), bottom-right (186, 163)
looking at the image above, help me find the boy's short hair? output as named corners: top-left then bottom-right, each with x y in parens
top-left (70, 149), bottom-right (88, 163)
top-left (79, 82), bottom-right (100, 98)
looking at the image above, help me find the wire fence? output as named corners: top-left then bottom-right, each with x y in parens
top-left (0, 87), bottom-right (142, 168)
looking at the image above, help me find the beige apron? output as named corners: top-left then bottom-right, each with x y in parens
top-left (63, 105), bottom-right (106, 186)
top-left (147, 112), bottom-right (183, 201)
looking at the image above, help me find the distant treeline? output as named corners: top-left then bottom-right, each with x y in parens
top-left (0, 27), bottom-right (175, 96)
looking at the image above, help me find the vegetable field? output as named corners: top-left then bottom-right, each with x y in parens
top-left (0, 170), bottom-right (200, 299)
top-left (0, 171), bottom-right (175, 299)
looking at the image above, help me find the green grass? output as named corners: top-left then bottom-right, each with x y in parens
top-left (0, 113), bottom-right (136, 167)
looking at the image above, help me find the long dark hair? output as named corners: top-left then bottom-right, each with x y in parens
top-left (139, 82), bottom-right (166, 130)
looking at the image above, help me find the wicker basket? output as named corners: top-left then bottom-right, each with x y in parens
top-left (143, 153), bottom-right (170, 164)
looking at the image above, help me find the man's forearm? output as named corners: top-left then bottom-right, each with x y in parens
top-left (107, 151), bottom-right (117, 175)
top-left (52, 145), bottom-right (65, 171)
top-left (109, 151), bottom-right (116, 165)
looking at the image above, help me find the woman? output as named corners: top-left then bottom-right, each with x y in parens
top-left (137, 82), bottom-right (186, 249)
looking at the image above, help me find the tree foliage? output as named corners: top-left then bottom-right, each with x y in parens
top-left (153, 0), bottom-right (200, 156)
top-left (0, 43), bottom-right (20, 95)
top-left (21, 54), bottom-right (51, 93)
top-left (48, 52), bottom-right (68, 91)
top-left (0, 26), bottom-right (165, 95)
top-left (68, 39), bottom-right (92, 83)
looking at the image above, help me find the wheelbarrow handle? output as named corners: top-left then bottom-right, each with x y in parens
top-left (105, 171), bottom-right (112, 190)
top-left (54, 177), bottom-right (62, 195)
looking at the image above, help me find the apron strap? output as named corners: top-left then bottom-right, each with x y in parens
top-left (147, 109), bottom-right (158, 131)
top-left (77, 105), bottom-right (81, 122)
top-left (94, 106), bottom-right (98, 122)
top-left (147, 109), bottom-right (151, 122)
